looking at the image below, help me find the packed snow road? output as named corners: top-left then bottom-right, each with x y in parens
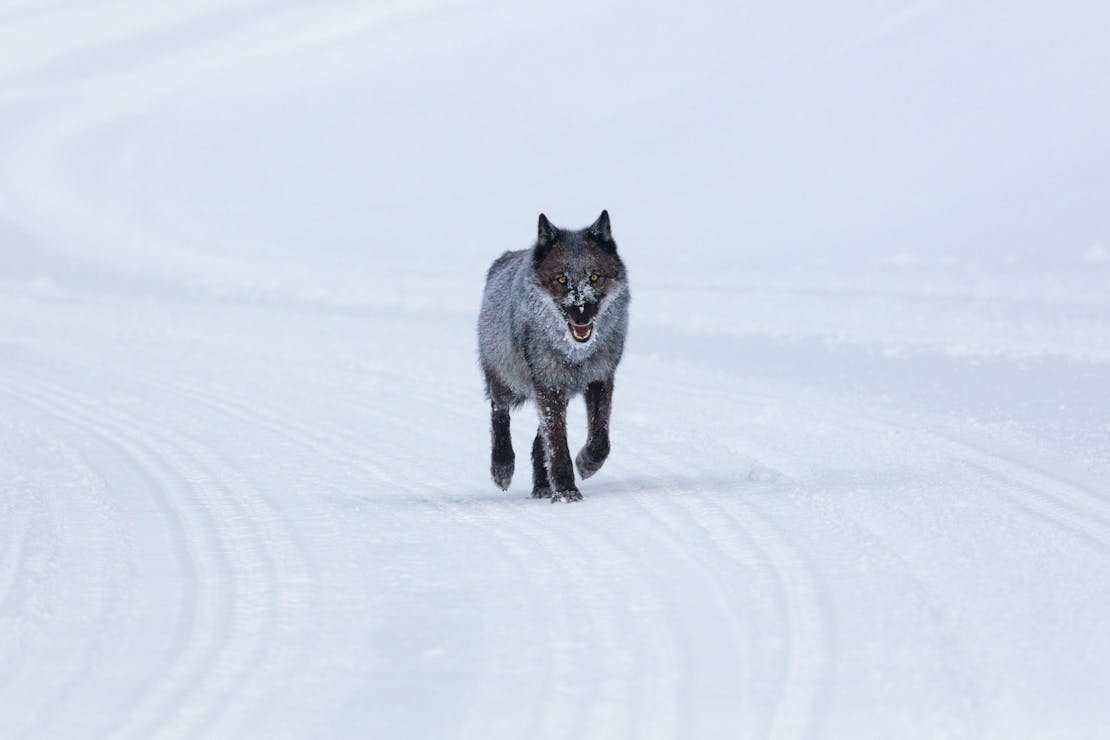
top-left (2, 1), bottom-right (1109, 738)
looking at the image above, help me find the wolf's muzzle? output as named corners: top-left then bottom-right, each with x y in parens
top-left (566, 302), bottom-right (598, 326)
top-left (566, 302), bottom-right (598, 342)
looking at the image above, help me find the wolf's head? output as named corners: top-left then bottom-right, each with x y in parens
top-left (532, 210), bottom-right (627, 344)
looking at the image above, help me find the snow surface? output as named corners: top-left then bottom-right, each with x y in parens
top-left (2, 1), bottom-right (1110, 738)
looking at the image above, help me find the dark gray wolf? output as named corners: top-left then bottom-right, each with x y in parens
top-left (478, 211), bottom-right (630, 503)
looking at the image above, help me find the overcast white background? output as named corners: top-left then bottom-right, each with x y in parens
top-left (2, 1), bottom-right (1109, 738)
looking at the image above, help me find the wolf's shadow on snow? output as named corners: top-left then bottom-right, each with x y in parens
top-left (584, 473), bottom-right (770, 499)
top-left (418, 472), bottom-right (774, 507)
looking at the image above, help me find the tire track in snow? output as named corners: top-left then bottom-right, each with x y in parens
top-left (704, 386), bottom-right (1110, 735)
top-left (612, 422), bottom-right (830, 740)
top-left (670, 380), bottom-right (1049, 736)
top-left (0, 512), bottom-right (32, 618)
top-left (594, 466), bottom-right (752, 735)
top-left (0, 374), bottom-right (201, 739)
top-left (379, 358), bottom-right (828, 738)
top-left (155, 417), bottom-right (332, 740)
top-left (148, 438), bottom-right (307, 738)
top-left (615, 370), bottom-right (838, 739)
top-left (221, 392), bottom-right (616, 739)
top-left (1, 357), bottom-right (336, 733)
top-left (260, 405), bottom-right (573, 738)
top-left (729, 496), bottom-right (835, 740)
top-left (169, 372), bottom-right (695, 740)
top-left (673, 368), bottom-right (1110, 734)
top-left (0, 416), bottom-right (70, 718)
top-left (158, 378), bottom-right (563, 737)
top-left (0, 469), bottom-right (34, 624)
top-left (0, 412), bottom-right (73, 736)
top-left (13, 427), bottom-right (133, 737)
top-left (832, 412), bottom-right (1110, 555)
top-left (688, 491), bottom-right (831, 740)
top-left (923, 434), bottom-right (1110, 552)
top-left (170, 357), bottom-right (834, 739)
top-left (724, 385), bottom-right (1110, 558)
top-left (552, 513), bottom-right (689, 740)
top-left (3, 376), bottom-right (228, 740)
top-left (323, 379), bottom-right (695, 739)
top-left (58, 391), bottom-right (307, 740)
top-left (159, 380), bottom-right (483, 735)
top-left (1, 370), bottom-right (308, 739)
top-left (585, 471), bottom-right (736, 738)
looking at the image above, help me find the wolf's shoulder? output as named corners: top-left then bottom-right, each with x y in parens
top-left (486, 248), bottom-right (528, 282)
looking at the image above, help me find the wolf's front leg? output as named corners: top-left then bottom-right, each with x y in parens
top-left (535, 386), bottom-right (581, 503)
top-left (576, 378), bottom-right (613, 480)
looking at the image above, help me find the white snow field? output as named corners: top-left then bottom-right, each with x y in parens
top-left (2, 1), bottom-right (1110, 737)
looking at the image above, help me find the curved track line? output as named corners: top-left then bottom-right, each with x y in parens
top-left (2, 372), bottom-right (289, 739)
top-left (617, 427), bottom-right (829, 740)
top-left (18, 428), bottom-right (132, 737)
top-left (41, 379), bottom-right (312, 740)
top-left (0, 497), bottom-right (33, 624)
top-left (3, 377), bottom-right (226, 740)
top-left (837, 413), bottom-right (1110, 554)
top-left (0, 376), bottom-right (202, 740)
top-left (170, 373), bottom-right (698, 740)
top-left (161, 377), bottom-right (565, 737)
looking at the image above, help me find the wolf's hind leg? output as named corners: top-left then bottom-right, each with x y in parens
top-left (486, 371), bottom-right (515, 490)
top-left (531, 430), bottom-right (552, 498)
top-left (576, 378), bottom-right (613, 480)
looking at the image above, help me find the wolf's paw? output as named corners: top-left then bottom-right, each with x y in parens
top-left (531, 486), bottom-right (552, 499)
top-left (575, 442), bottom-right (609, 480)
top-left (550, 488), bottom-right (583, 503)
top-left (491, 456), bottom-right (515, 491)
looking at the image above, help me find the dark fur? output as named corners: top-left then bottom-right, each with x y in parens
top-left (478, 211), bottom-right (630, 502)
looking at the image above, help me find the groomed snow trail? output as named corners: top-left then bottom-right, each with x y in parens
top-left (2, 1), bottom-right (1109, 738)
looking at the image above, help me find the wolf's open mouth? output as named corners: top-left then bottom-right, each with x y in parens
top-left (569, 322), bottom-right (593, 342)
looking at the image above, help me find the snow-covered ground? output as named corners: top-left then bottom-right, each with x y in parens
top-left (2, 1), bottom-right (1109, 737)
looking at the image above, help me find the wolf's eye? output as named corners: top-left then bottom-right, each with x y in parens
top-left (589, 273), bottom-right (599, 283)
top-left (557, 275), bottom-right (567, 285)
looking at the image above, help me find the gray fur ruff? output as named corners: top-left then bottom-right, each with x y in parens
top-left (478, 250), bottom-right (629, 402)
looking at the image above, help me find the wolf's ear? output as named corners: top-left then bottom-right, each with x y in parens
top-left (535, 213), bottom-right (559, 262)
top-left (588, 210), bottom-right (614, 248)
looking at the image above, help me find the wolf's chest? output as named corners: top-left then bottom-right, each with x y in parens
top-left (526, 337), bottom-right (618, 396)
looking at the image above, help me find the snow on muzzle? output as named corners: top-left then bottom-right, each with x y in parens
top-left (565, 297), bottom-right (598, 342)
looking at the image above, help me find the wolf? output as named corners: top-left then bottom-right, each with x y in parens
top-left (478, 210), bottom-right (630, 503)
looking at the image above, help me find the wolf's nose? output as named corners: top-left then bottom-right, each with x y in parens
top-left (568, 302), bottom-right (598, 324)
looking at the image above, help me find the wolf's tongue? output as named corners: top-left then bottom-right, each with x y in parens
top-left (571, 323), bottom-right (590, 338)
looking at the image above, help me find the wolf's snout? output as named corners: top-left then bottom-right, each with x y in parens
top-left (566, 302), bottom-right (597, 343)
top-left (567, 302), bottom-right (598, 325)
